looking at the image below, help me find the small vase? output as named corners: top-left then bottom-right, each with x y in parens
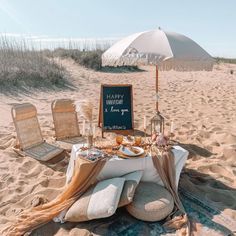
top-left (87, 135), bottom-right (93, 148)
top-left (87, 122), bottom-right (93, 148)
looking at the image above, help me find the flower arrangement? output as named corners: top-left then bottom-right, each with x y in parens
top-left (74, 99), bottom-right (93, 122)
top-left (151, 132), bottom-right (171, 148)
top-left (74, 99), bottom-right (94, 147)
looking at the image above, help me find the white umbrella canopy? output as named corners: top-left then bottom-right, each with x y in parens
top-left (102, 28), bottom-right (214, 113)
top-left (102, 28), bottom-right (214, 71)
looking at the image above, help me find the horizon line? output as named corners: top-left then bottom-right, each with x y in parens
top-left (0, 33), bottom-right (235, 59)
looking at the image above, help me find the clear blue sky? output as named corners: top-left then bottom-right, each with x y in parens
top-left (0, 0), bottom-right (235, 57)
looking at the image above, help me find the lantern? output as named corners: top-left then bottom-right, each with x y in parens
top-left (151, 111), bottom-right (165, 135)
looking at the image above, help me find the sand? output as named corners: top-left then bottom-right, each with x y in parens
top-left (0, 59), bottom-right (236, 235)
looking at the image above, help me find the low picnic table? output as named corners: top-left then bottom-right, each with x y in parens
top-left (66, 140), bottom-right (189, 187)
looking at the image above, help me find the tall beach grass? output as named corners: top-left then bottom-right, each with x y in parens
top-left (214, 57), bottom-right (236, 64)
top-left (0, 36), bottom-right (116, 93)
top-left (0, 36), bottom-right (71, 93)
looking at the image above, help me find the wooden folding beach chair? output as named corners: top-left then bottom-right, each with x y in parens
top-left (11, 103), bottom-right (65, 163)
top-left (51, 99), bottom-right (85, 151)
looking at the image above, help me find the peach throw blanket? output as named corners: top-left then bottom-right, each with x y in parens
top-left (2, 157), bottom-right (106, 236)
top-left (151, 146), bottom-right (190, 236)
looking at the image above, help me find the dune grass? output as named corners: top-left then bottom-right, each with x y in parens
top-left (214, 57), bottom-right (236, 64)
top-left (53, 48), bottom-right (104, 71)
top-left (53, 48), bottom-right (142, 72)
top-left (0, 36), bottom-right (141, 94)
top-left (0, 37), bottom-right (72, 93)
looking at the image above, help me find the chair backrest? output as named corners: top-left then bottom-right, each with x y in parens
top-left (11, 103), bottom-right (44, 150)
top-left (51, 99), bottom-right (80, 140)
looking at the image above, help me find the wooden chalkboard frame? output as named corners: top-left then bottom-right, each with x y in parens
top-left (98, 84), bottom-right (134, 136)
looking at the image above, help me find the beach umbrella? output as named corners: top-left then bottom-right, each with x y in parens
top-left (102, 28), bottom-right (214, 113)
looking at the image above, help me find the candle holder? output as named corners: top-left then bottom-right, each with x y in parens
top-left (87, 122), bottom-right (94, 148)
top-left (150, 111), bottom-right (165, 136)
top-left (82, 120), bottom-right (86, 136)
top-left (92, 124), bottom-right (97, 147)
top-left (144, 128), bottom-right (147, 139)
top-left (143, 115), bottom-right (147, 138)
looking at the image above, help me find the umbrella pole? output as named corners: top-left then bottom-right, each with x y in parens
top-left (156, 65), bottom-right (159, 112)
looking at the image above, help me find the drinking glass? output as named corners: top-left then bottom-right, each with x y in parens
top-left (116, 135), bottom-right (123, 145)
top-left (134, 136), bottom-right (142, 146)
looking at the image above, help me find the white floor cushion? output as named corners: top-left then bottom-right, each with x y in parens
top-left (65, 177), bottom-right (125, 222)
top-left (118, 170), bottom-right (143, 207)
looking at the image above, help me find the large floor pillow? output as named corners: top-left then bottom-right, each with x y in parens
top-left (126, 182), bottom-right (174, 222)
top-left (118, 170), bottom-right (143, 208)
top-left (65, 177), bottom-right (125, 222)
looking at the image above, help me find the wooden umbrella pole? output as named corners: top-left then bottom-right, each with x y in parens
top-left (156, 65), bottom-right (159, 112)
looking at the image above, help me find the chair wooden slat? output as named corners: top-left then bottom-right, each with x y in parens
top-left (11, 103), bottom-right (43, 150)
top-left (12, 103), bottom-right (65, 162)
top-left (51, 99), bottom-right (83, 151)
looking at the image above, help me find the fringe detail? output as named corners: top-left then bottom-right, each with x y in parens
top-left (102, 54), bottom-right (214, 71)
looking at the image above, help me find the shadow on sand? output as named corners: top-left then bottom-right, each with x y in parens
top-left (0, 80), bottom-right (76, 97)
top-left (100, 66), bottom-right (146, 74)
top-left (176, 142), bottom-right (214, 158)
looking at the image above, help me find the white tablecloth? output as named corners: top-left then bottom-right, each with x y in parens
top-left (66, 145), bottom-right (188, 187)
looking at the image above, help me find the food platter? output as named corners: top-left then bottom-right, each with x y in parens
top-left (118, 145), bottom-right (145, 158)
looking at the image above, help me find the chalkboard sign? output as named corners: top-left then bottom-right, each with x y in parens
top-left (99, 84), bottom-right (133, 134)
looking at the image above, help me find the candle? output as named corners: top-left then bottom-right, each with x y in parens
top-left (93, 124), bottom-right (96, 137)
top-left (170, 121), bottom-right (175, 133)
top-left (143, 115), bottom-right (147, 130)
top-left (82, 120), bottom-right (86, 136)
top-left (156, 125), bottom-right (160, 133)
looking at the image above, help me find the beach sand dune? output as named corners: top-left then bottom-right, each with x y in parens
top-left (0, 59), bottom-right (236, 234)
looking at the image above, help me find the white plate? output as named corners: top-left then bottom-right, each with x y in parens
top-left (119, 146), bottom-right (144, 157)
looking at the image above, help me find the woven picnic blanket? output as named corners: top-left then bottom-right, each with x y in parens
top-left (31, 184), bottom-right (235, 236)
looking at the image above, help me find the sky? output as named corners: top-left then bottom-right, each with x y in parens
top-left (0, 0), bottom-right (235, 57)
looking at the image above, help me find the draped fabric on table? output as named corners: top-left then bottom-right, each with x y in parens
top-left (2, 158), bottom-right (106, 236)
top-left (151, 146), bottom-right (190, 236)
